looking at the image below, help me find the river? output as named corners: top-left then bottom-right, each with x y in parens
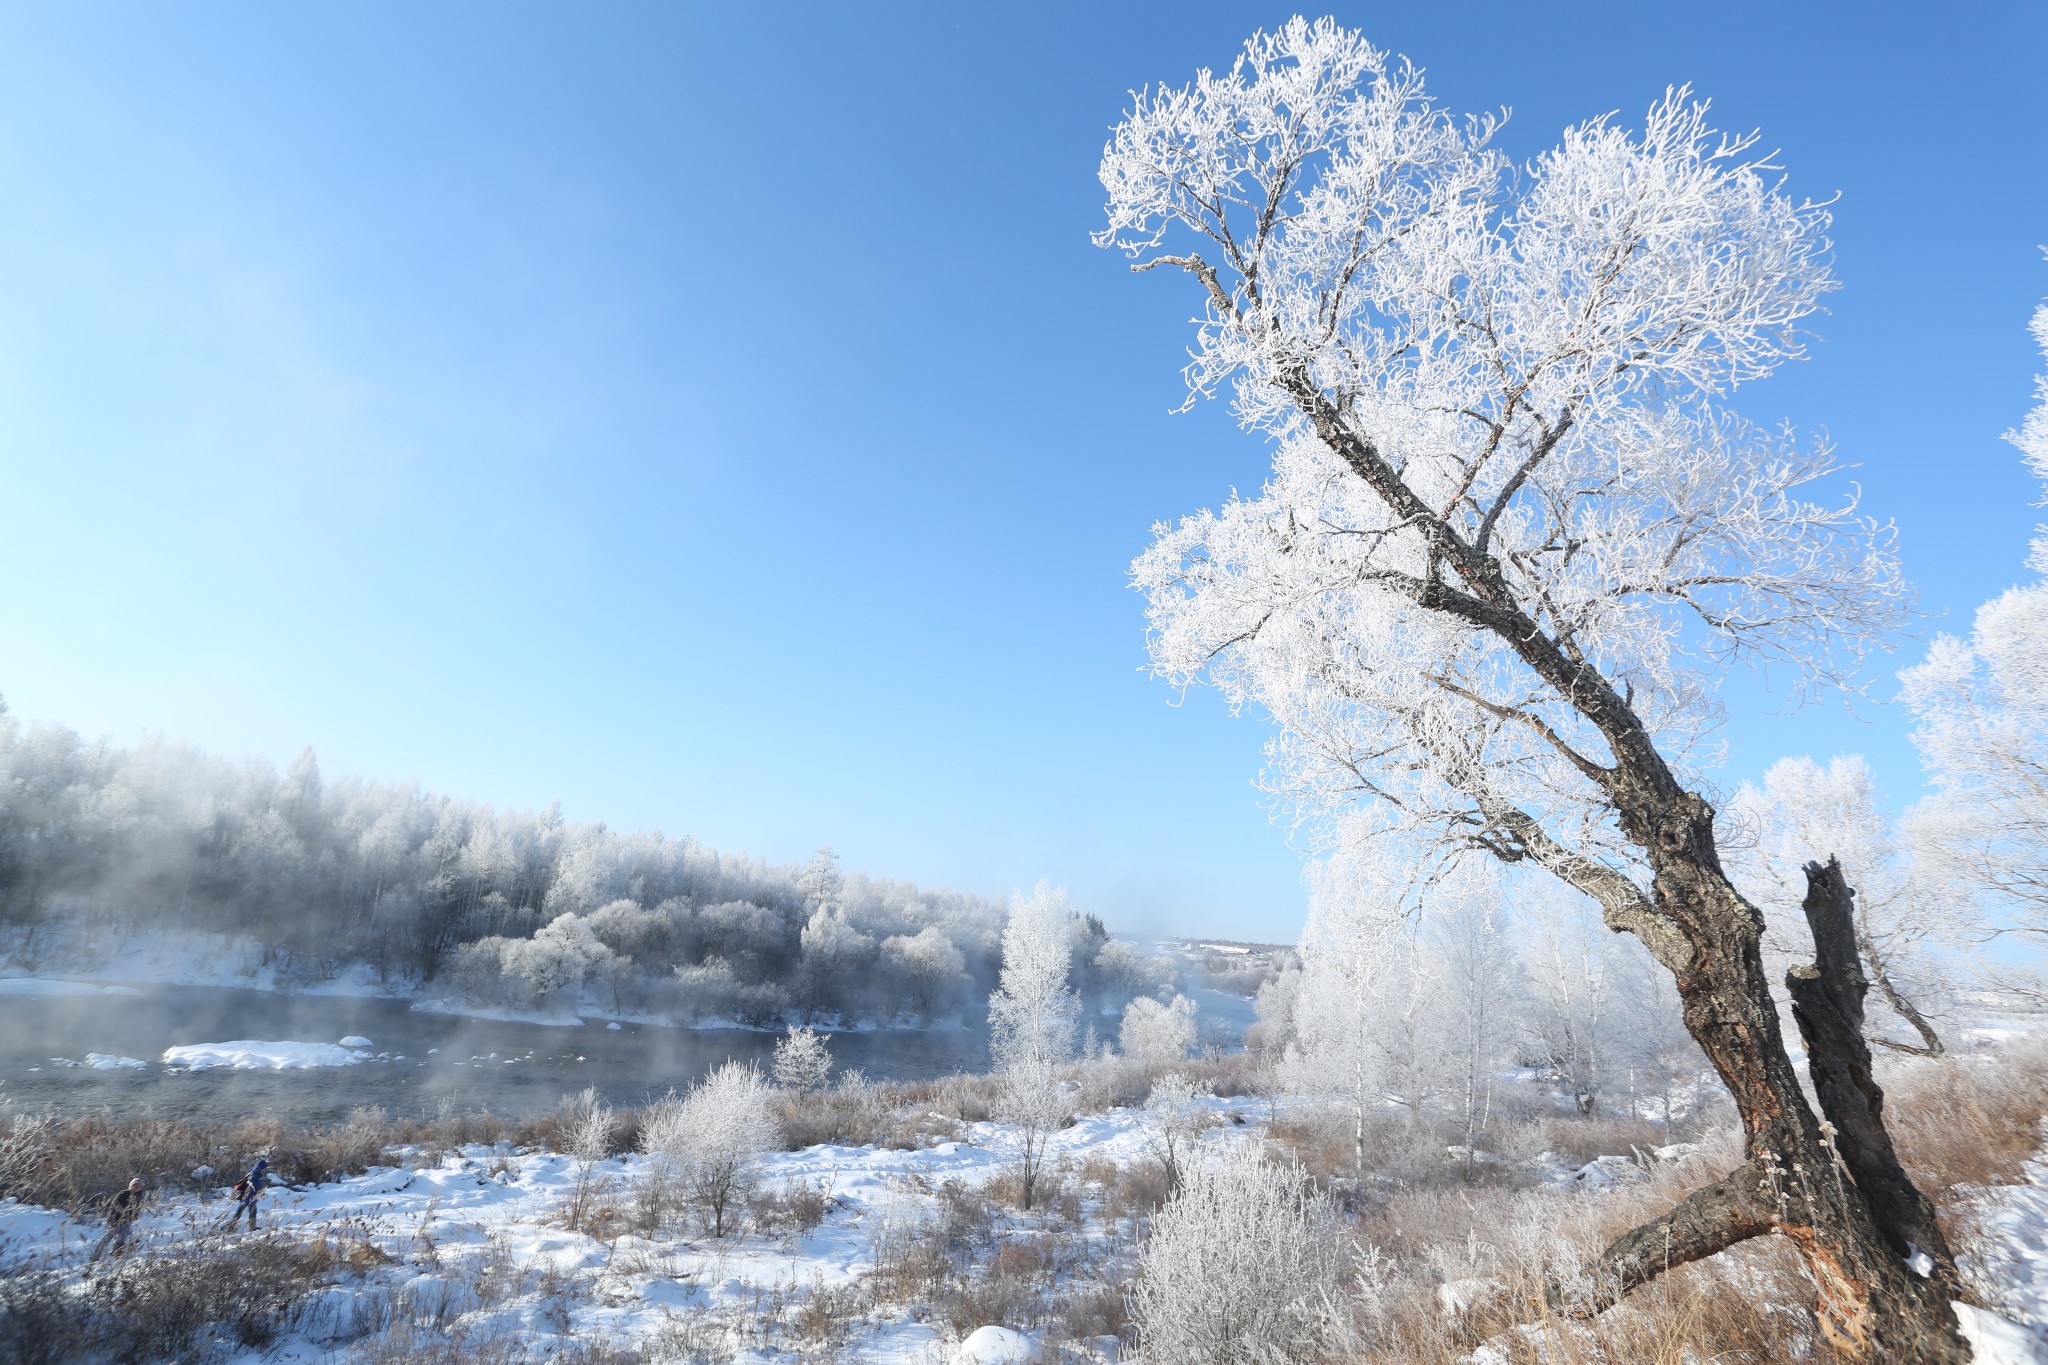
top-left (0, 984), bottom-right (992, 1125)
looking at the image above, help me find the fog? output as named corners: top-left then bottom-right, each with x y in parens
top-left (0, 985), bottom-right (994, 1125)
top-left (0, 701), bottom-right (1129, 1014)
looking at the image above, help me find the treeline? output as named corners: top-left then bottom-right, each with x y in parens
top-left (0, 703), bottom-right (1158, 1026)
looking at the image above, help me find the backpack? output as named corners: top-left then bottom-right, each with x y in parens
top-left (231, 1178), bottom-right (250, 1200)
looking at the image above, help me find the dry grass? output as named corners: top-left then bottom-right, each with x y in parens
top-left (0, 1220), bottom-right (359, 1365)
top-left (7, 1041), bottom-right (2045, 1365)
top-left (1888, 1035), bottom-right (2048, 1200)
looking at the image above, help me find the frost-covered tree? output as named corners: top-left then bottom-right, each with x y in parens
top-left (1120, 993), bottom-right (1198, 1068)
top-left (1104, 20), bottom-right (1956, 1353)
top-left (988, 881), bottom-right (1080, 1073)
top-left (993, 1058), bottom-right (1068, 1211)
top-left (1127, 1140), bottom-right (1349, 1365)
top-left (771, 1024), bottom-right (834, 1092)
top-left (1281, 850), bottom-right (1425, 1167)
top-left (0, 712), bottom-right (1013, 1027)
top-left (881, 924), bottom-right (967, 1020)
top-left (1142, 1071), bottom-right (1214, 1193)
top-left (467, 913), bottom-right (622, 1014)
top-left (639, 1060), bottom-right (777, 1237)
top-left (1432, 885), bottom-right (1518, 1155)
top-left (1521, 884), bottom-right (1617, 1116)
top-left (1902, 300), bottom-right (2048, 958)
top-left (1729, 756), bottom-right (1962, 1055)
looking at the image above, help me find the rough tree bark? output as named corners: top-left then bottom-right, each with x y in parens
top-left (1786, 860), bottom-right (1958, 1295)
top-left (1561, 856), bottom-right (1966, 1361)
top-left (1264, 369), bottom-right (1968, 1357)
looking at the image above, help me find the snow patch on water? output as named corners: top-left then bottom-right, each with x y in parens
top-left (162, 1040), bottom-right (367, 1070)
top-left (84, 1053), bottom-right (147, 1070)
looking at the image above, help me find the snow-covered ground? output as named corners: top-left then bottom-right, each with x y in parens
top-left (1956, 1125), bottom-right (2048, 1362)
top-left (8, 1088), bottom-right (2048, 1362)
top-left (0, 1098), bottom-right (1262, 1364)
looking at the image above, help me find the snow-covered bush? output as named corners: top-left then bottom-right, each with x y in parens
top-left (560, 1086), bottom-right (613, 1231)
top-left (1128, 1141), bottom-right (1350, 1364)
top-left (639, 1061), bottom-right (778, 1236)
top-left (772, 1025), bottom-right (833, 1092)
top-left (0, 1104), bottom-right (54, 1201)
top-left (993, 1059), bottom-right (1069, 1211)
top-left (1120, 994), bottom-right (1198, 1068)
top-left (1143, 1072), bottom-right (1214, 1193)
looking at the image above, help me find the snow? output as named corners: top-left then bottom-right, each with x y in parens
top-left (0, 929), bottom-right (987, 1037)
top-left (0, 1092), bottom-right (1260, 1362)
top-left (84, 1053), bottom-right (147, 1070)
top-left (6, 1075), bottom-right (2048, 1363)
top-left (953, 1325), bottom-right (1041, 1363)
top-left (1568, 1156), bottom-right (1646, 1191)
top-left (0, 978), bottom-right (124, 996)
top-left (1958, 1126), bottom-right (2048, 1353)
top-left (1, 930), bottom-right (407, 998)
top-left (338, 1035), bottom-right (374, 1048)
top-left (161, 1040), bottom-right (369, 1070)
top-left (1954, 1303), bottom-right (2048, 1365)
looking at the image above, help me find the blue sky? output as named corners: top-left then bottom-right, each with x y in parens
top-left (0, 3), bottom-right (2043, 940)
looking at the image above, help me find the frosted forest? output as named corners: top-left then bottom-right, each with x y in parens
top-left (7, 13), bottom-right (2048, 1365)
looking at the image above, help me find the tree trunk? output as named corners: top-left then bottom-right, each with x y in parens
top-left (1271, 358), bottom-right (1965, 1356)
top-left (1786, 860), bottom-right (1958, 1295)
top-left (1861, 930), bottom-right (1946, 1058)
top-left (1572, 849), bottom-right (1967, 1361)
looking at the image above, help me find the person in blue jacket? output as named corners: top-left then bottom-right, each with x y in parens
top-left (219, 1158), bottom-right (271, 1230)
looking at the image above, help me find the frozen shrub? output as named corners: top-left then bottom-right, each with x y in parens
top-left (1143, 1072), bottom-right (1214, 1193)
top-left (0, 1106), bottom-right (54, 1202)
top-left (993, 1060), bottom-right (1069, 1211)
top-left (1121, 994), bottom-right (1198, 1069)
top-left (1128, 1140), bottom-right (1349, 1365)
top-left (561, 1087), bottom-right (613, 1232)
top-left (640, 1061), bottom-right (777, 1236)
top-left (772, 1025), bottom-right (833, 1093)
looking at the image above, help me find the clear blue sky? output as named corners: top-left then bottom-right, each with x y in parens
top-left (0, 3), bottom-right (2042, 940)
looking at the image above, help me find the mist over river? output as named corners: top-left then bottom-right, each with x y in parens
top-left (0, 985), bottom-right (992, 1125)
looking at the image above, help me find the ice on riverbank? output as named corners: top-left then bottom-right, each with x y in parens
top-left (161, 1040), bottom-right (368, 1070)
top-left (0, 979), bottom-right (128, 997)
top-left (84, 1054), bottom-right (147, 1070)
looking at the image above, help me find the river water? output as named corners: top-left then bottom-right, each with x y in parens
top-left (0, 985), bottom-right (991, 1125)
